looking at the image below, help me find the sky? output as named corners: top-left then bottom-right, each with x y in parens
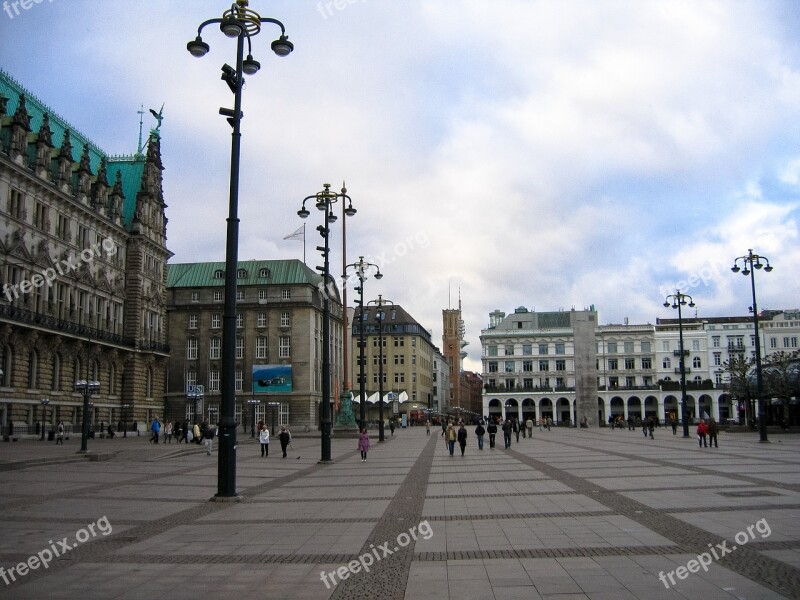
top-left (2, 0), bottom-right (800, 372)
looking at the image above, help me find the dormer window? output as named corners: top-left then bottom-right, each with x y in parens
top-left (259, 268), bottom-right (270, 278)
top-left (237, 269), bottom-right (247, 279)
top-left (213, 269), bottom-right (224, 279)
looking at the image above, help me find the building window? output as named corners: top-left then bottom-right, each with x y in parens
top-left (394, 373), bottom-right (405, 383)
top-left (624, 358), bottom-right (635, 370)
top-left (8, 188), bottom-right (25, 219)
top-left (770, 337), bottom-right (777, 349)
top-left (257, 312), bottom-right (267, 327)
top-left (522, 344), bottom-right (532, 355)
top-left (211, 314), bottom-right (221, 329)
top-left (662, 341), bottom-right (670, 352)
top-left (623, 341), bottom-right (634, 353)
top-left (608, 342), bottom-right (617, 354)
top-left (663, 357), bottom-right (671, 369)
top-left (642, 357), bottom-right (652, 369)
top-left (255, 337), bottom-right (268, 359)
top-left (259, 268), bottom-right (270, 278)
top-left (280, 311), bottom-right (290, 327)
top-left (523, 378), bottom-right (533, 388)
top-left (504, 361), bottom-right (514, 373)
top-left (608, 376), bottom-right (618, 389)
top-left (693, 357), bottom-right (702, 368)
top-left (538, 343), bottom-right (548, 355)
top-left (191, 291), bottom-right (199, 303)
top-left (641, 341), bottom-right (651, 353)
top-left (488, 361), bottom-right (498, 373)
top-left (487, 345), bottom-right (498, 357)
top-left (555, 343), bottom-right (565, 355)
top-left (187, 339), bottom-right (198, 360)
top-left (33, 202), bottom-right (48, 231)
top-left (555, 359), bottom-right (566, 371)
top-left (539, 360), bottom-right (549, 372)
top-left (281, 289), bottom-right (291, 300)
top-left (209, 370), bottom-right (220, 391)
top-left (393, 337), bottom-right (405, 347)
top-left (188, 314), bottom-right (198, 329)
top-left (692, 339), bottom-right (700, 351)
top-left (236, 290), bottom-right (245, 301)
top-left (394, 355), bottom-right (405, 365)
top-left (625, 376), bottom-right (635, 388)
top-left (279, 336), bottom-right (291, 358)
top-left (608, 358), bottom-right (618, 370)
top-left (504, 344), bottom-right (514, 356)
top-left (411, 337), bottom-right (417, 347)
top-left (214, 290), bottom-right (223, 302)
top-left (214, 269), bottom-right (224, 279)
top-left (209, 338), bottom-right (221, 359)
top-left (712, 336), bottom-right (720, 348)
top-left (523, 360), bottom-right (533, 372)
top-left (236, 337), bottom-right (244, 359)
top-left (237, 269), bottom-right (247, 279)
top-left (235, 369), bottom-right (243, 391)
top-left (236, 313), bottom-right (244, 328)
top-left (713, 352), bottom-right (721, 366)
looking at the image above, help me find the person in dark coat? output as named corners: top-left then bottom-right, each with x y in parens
top-left (474, 421), bottom-right (486, 450)
top-left (502, 419), bottom-right (512, 449)
top-left (707, 418), bottom-right (719, 448)
top-left (512, 418), bottom-right (520, 442)
top-left (457, 424), bottom-right (468, 456)
top-left (487, 419), bottom-right (497, 449)
top-left (278, 426), bottom-right (291, 458)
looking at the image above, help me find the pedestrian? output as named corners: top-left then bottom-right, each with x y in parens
top-left (708, 418), bottom-right (719, 448)
top-left (358, 428), bottom-right (370, 461)
top-left (670, 415), bottom-right (678, 435)
top-left (174, 421), bottom-right (182, 443)
top-left (627, 415), bottom-right (634, 431)
top-left (609, 414), bottom-right (615, 430)
top-left (647, 416), bottom-right (655, 439)
top-left (457, 423), bottom-right (468, 456)
top-left (512, 418), bottom-right (520, 442)
top-left (502, 419), bottom-right (512, 448)
top-left (193, 422), bottom-right (201, 444)
top-left (204, 422), bottom-right (215, 455)
top-left (697, 419), bottom-right (708, 447)
top-left (546, 417), bottom-right (552, 430)
top-left (259, 422), bottom-right (270, 457)
top-left (526, 417), bottom-right (533, 438)
top-left (474, 420), bottom-right (486, 450)
top-left (425, 419), bottom-right (431, 436)
top-left (446, 424), bottom-right (456, 456)
top-left (487, 419), bottom-right (497, 449)
top-left (389, 419), bottom-right (395, 436)
top-left (279, 426), bottom-right (291, 458)
top-left (642, 418), bottom-right (649, 437)
top-left (441, 420), bottom-right (448, 437)
top-left (150, 417), bottom-right (160, 444)
top-left (164, 420), bottom-right (173, 443)
top-left (56, 420), bottom-right (64, 444)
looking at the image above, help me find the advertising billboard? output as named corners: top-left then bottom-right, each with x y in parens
top-left (252, 364), bottom-right (293, 393)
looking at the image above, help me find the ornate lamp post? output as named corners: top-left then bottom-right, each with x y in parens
top-left (187, 1), bottom-right (293, 497)
top-left (664, 290), bottom-right (695, 438)
top-left (74, 378), bottom-right (99, 453)
top-left (248, 397), bottom-right (260, 438)
top-left (121, 403), bottom-right (131, 438)
top-left (368, 295), bottom-right (394, 441)
top-left (298, 183), bottom-right (357, 462)
top-left (343, 256), bottom-right (383, 429)
top-left (732, 249), bottom-right (773, 443)
top-left (40, 398), bottom-right (50, 441)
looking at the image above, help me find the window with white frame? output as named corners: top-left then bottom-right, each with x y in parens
top-left (191, 291), bottom-right (199, 303)
top-left (281, 289), bottom-right (291, 300)
top-left (281, 311), bottom-right (290, 327)
top-left (258, 289), bottom-right (268, 301)
top-left (235, 369), bottom-right (243, 391)
top-left (209, 338), bottom-right (221, 359)
top-left (187, 339), bottom-right (198, 360)
top-left (209, 370), bottom-right (220, 391)
top-left (188, 314), bottom-right (198, 329)
top-left (236, 313), bottom-right (243, 328)
top-left (257, 312), bottom-right (267, 327)
top-left (256, 336), bottom-right (268, 359)
top-left (214, 290), bottom-right (223, 302)
top-left (236, 337), bottom-right (244, 359)
top-left (693, 356), bottom-right (702, 368)
top-left (279, 336), bottom-right (291, 358)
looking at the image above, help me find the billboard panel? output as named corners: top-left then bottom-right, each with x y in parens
top-left (253, 364), bottom-right (293, 393)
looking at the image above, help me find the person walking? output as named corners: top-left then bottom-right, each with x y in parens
top-left (525, 417), bottom-right (533, 438)
top-left (193, 422), bottom-right (201, 444)
top-left (512, 418), bottom-right (520, 442)
top-left (647, 416), bottom-right (655, 439)
top-left (203, 422), bottom-right (215, 455)
top-left (708, 418), bottom-right (719, 448)
top-left (696, 419), bottom-right (708, 447)
top-left (670, 414), bottom-right (678, 435)
top-left (279, 426), bottom-right (291, 458)
top-left (474, 421), bottom-right (486, 450)
top-left (174, 421), bottom-right (182, 444)
top-left (487, 419), bottom-right (497, 449)
top-left (502, 419), bottom-right (512, 449)
top-left (441, 420), bottom-right (448, 437)
top-left (446, 424), bottom-right (456, 456)
top-left (425, 420), bottom-right (431, 436)
top-left (457, 423), bottom-right (468, 456)
top-left (56, 420), bottom-right (64, 444)
top-left (164, 420), bottom-right (173, 443)
top-left (358, 428), bottom-right (370, 461)
top-left (259, 423), bottom-right (270, 457)
top-left (149, 417), bottom-right (160, 444)
top-left (389, 419), bottom-right (395, 437)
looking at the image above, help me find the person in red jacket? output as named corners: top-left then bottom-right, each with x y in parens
top-left (696, 419), bottom-right (708, 447)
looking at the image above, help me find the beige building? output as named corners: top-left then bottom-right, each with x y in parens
top-left (0, 70), bottom-right (170, 437)
top-left (165, 259), bottom-right (343, 431)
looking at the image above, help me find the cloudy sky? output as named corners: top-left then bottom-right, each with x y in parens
top-left (2, 0), bottom-right (799, 370)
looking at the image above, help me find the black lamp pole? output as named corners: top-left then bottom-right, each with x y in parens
top-left (732, 249), bottom-right (773, 443)
top-left (343, 256), bottom-right (382, 429)
top-left (664, 291), bottom-right (695, 438)
top-left (368, 295), bottom-right (394, 442)
top-left (188, 1), bottom-right (293, 496)
top-left (40, 398), bottom-right (49, 441)
top-left (297, 184), bottom-right (357, 462)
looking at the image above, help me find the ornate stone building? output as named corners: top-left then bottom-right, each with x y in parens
top-left (0, 70), bottom-right (171, 437)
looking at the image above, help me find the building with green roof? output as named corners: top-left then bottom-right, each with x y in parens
top-left (165, 259), bottom-right (345, 432)
top-left (0, 69), bottom-right (171, 437)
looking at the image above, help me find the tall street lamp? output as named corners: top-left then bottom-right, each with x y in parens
top-left (74, 378), bottom-right (99, 453)
top-left (121, 403), bottom-right (131, 438)
top-left (40, 398), bottom-right (50, 441)
top-left (343, 256), bottom-right (382, 429)
top-left (187, 1), bottom-right (293, 497)
top-left (732, 249), bottom-right (773, 443)
top-left (248, 397), bottom-right (260, 438)
top-left (298, 183), bottom-right (357, 462)
top-left (664, 290), bottom-right (695, 438)
top-left (368, 295), bottom-right (394, 442)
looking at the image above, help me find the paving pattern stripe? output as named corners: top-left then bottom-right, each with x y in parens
top-left (414, 545), bottom-right (679, 560)
top-left (509, 441), bottom-right (800, 600)
top-left (4, 446), bottom-right (364, 591)
top-left (329, 432), bottom-right (437, 600)
top-left (423, 510), bottom-right (615, 520)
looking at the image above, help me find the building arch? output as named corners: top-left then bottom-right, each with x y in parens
top-left (627, 396), bottom-right (642, 420)
top-left (521, 398), bottom-right (536, 422)
top-left (539, 397), bottom-right (553, 420)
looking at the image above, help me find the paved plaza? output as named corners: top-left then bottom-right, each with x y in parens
top-left (0, 425), bottom-right (799, 599)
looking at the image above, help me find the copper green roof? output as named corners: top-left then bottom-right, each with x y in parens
top-left (167, 259), bottom-right (324, 288)
top-left (0, 69), bottom-right (148, 231)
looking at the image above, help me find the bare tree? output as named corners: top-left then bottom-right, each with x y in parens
top-left (721, 355), bottom-right (754, 425)
top-left (763, 350), bottom-right (800, 427)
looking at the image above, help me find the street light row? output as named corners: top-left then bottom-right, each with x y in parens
top-left (663, 249), bottom-right (774, 442)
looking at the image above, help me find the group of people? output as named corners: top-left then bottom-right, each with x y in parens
top-left (258, 422), bottom-right (293, 458)
top-left (149, 417), bottom-right (216, 454)
top-left (438, 416), bottom-right (542, 455)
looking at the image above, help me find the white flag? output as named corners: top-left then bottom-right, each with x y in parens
top-left (283, 225), bottom-right (304, 241)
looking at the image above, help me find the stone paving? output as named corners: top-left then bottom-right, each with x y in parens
top-left (0, 425), bottom-right (799, 599)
